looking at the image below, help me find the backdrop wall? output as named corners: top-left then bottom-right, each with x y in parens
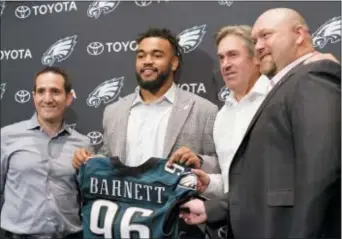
top-left (1, 0), bottom-right (341, 148)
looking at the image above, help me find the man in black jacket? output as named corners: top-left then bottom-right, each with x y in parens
top-left (180, 8), bottom-right (341, 239)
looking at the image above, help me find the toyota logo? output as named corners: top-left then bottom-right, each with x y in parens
top-left (87, 131), bottom-right (103, 145)
top-left (15, 5), bottom-right (31, 19)
top-left (135, 0), bottom-right (153, 7)
top-left (14, 90), bottom-right (31, 103)
top-left (87, 42), bottom-right (104, 56)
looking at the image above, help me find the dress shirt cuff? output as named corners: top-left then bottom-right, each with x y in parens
top-left (198, 155), bottom-right (221, 174)
top-left (204, 174), bottom-right (224, 197)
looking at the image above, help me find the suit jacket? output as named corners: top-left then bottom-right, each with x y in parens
top-left (101, 87), bottom-right (220, 175)
top-left (205, 60), bottom-right (341, 238)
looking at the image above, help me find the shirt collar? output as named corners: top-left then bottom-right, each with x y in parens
top-left (225, 74), bottom-right (270, 106)
top-left (271, 52), bottom-right (315, 86)
top-left (132, 83), bottom-right (177, 107)
top-left (26, 113), bottom-right (71, 135)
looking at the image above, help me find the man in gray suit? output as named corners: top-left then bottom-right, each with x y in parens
top-left (73, 27), bottom-right (220, 178)
top-left (180, 8), bottom-right (340, 238)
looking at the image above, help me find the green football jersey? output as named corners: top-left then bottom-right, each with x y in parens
top-left (79, 156), bottom-right (198, 239)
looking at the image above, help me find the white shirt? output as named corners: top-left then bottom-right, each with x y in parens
top-left (205, 75), bottom-right (270, 196)
top-left (125, 84), bottom-right (176, 167)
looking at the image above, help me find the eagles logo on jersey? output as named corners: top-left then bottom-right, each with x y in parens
top-left (79, 156), bottom-right (198, 239)
top-left (41, 35), bottom-right (77, 66)
top-left (312, 16), bottom-right (341, 49)
top-left (86, 77), bottom-right (124, 108)
top-left (87, 0), bottom-right (120, 19)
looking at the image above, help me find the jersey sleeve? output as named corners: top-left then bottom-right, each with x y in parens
top-left (162, 172), bottom-right (199, 237)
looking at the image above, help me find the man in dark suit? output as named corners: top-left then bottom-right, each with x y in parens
top-left (180, 8), bottom-right (341, 238)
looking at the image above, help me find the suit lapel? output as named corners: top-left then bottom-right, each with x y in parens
top-left (242, 78), bottom-right (285, 138)
top-left (114, 95), bottom-right (135, 163)
top-left (242, 63), bottom-right (304, 139)
top-left (230, 63), bottom-right (305, 171)
top-left (163, 89), bottom-right (194, 157)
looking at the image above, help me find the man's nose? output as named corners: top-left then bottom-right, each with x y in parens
top-left (221, 58), bottom-right (232, 71)
top-left (43, 92), bottom-right (53, 102)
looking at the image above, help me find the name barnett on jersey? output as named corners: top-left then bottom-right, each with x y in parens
top-left (89, 176), bottom-right (167, 204)
top-left (1, 49), bottom-right (32, 60)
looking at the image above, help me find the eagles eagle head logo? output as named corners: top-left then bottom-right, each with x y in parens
top-left (312, 16), bottom-right (341, 49)
top-left (87, 77), bottom-right (124, 108)
top-left (217, 0), bottom-right (234, 6)
top-left (87, 0), bottom-right (120, 19)
top-left (41, 35), bottom-right (77, 66)
top-left (218, 86), bottom-right (230, 102)
top-left (177, 25), bottom-right (207, 53)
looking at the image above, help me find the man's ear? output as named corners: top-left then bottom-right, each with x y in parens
top-left (171, 56), bottom-right (180, 71)
top-left (66, 92), bottom-right (73, 107)
top-left (294, 24), bottom-right (306, 45)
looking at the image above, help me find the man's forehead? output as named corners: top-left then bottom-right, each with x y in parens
top-left (253, 14), bottom-right (288, 32)
top-left (35, 84), bottom-right (63, 89)
top-left (252, 26), bottom-right (265, 35)
top-left (138, 37), bottom-right (171, 50)
top-left (217, 35), bottom-right (248, 53)
top-left (36, 76), bottom-right (64, 87)
top-left (140, 36), bottom-right (168, 43)
top-left (136, 47), bottom-right (165, 53)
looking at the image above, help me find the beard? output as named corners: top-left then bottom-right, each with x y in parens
top-left (136, 66), bottom-right (172, 93)
top-left (260, 59), bottom-right (277, 78)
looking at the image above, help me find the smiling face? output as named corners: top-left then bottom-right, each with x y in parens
top-left (135, 37), bottom-right (178, 93)
top-left (33, 72), bottom-right (72, 124)
top-left (217, 34), bottom-right (259, 93)
top-left (252, 10), bottom-right (299, 77)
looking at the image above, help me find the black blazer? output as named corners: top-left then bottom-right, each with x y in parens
top-left (205, 60), bottom-right (341, 238)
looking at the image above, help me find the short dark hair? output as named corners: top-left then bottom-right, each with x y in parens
top-left (33, 66), bottom-right (72, 93)
top-left (136, 28), bottom-right (183, 72)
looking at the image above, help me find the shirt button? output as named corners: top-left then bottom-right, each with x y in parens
top-left (47, 195), bottom-right (52, 200)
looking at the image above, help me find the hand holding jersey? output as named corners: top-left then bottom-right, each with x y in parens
top-left (73, 148), bottom-right (93, 169)
top-left (167, 146), bottom-right (203, 169)
top-left (190, 169), bottom-right (211, 193)
top-left (78, 156), bottom-right (200, 239)
top-left (179, 199), bottom-right (208, 225)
